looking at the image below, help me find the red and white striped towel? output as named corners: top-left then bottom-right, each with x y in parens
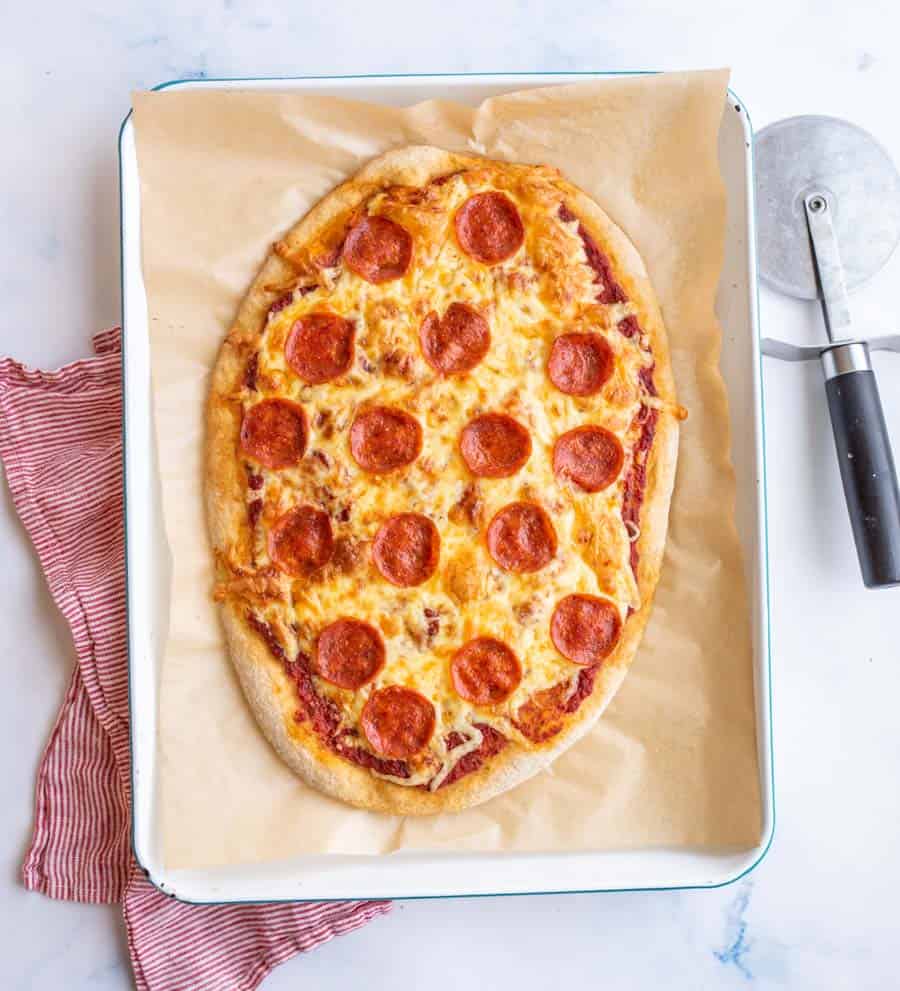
top-left (0, 328), bottom-right (390, 990)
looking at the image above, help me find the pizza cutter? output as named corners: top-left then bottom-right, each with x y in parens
top-left (756, 115), bottom-right (900, 587)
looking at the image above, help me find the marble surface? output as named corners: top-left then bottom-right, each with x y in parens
top-left (3, 1), bottom-right (900, 988)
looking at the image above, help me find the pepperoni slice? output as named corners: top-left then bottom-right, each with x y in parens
top-left (553, 425), bottom-right (624, 492)
top-left (419, 302), bottom-right (491, 375)
top-left (268, 505), bottom-right (334, 576)
top-left (361, 686), bottom-right (435, 758)
top-left (450, 637), bottom-right (522, 705)
top-left (314, 618), bottom-right (385, 690)
top-left (240, 398), bottom-right (308, 470)
top-left (349, 406), bottom-right (422, 473)
top-left (285, 312), bottom-right (355, 384)
top-left (547, 333), bottom-right (614, 396)
top-left (372, 513), bottom-right (440, 587)
top-left (459, 413), bottom-right (531, 478)
top-left (342, 215), bottom-right (413, 284)
top-left (486, 502), bottom-right (556, 573)
top-left (455, 192), bottom-right (524, 265)
top-left (550, 594), bottom-right (622, 665)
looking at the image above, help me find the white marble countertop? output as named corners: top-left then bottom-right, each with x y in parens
top-left (3, 2), bottom-right (900, 988)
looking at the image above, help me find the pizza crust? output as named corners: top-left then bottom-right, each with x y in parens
top-left (206, 146), bottom-right (678, 814)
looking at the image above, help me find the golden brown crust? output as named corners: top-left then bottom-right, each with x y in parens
top-left (206, 145), bottom-right (678, 814)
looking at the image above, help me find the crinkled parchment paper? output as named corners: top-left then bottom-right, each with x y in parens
top-left (131, 69), bottom-right (762, 868)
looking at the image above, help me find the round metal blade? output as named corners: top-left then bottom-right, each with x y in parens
top-left (755, 115), bottom-right (900, 299)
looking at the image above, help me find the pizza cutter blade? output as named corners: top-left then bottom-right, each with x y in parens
top-left (756, 115), bottom-right (900, 588)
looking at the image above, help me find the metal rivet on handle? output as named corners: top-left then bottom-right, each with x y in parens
top-left (807, 194), bottom-right (827, 213)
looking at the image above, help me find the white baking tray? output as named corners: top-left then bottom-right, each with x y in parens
top-left (121, 73), bottom-right (773, 903)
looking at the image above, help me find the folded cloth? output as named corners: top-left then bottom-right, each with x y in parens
top-left (0, 329), bottom-right (390, 990)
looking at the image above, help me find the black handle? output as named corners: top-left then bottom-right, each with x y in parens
top-left (825, 367), bottom-right (900, 588)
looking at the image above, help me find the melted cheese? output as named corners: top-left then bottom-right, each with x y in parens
top-left (237, 167), bottom-right (654, 776)
top-left (427, 723), bottom-right (483, 792)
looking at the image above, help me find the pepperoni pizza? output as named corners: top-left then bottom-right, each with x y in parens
top-left (206, 147), bottom-right (680, 813)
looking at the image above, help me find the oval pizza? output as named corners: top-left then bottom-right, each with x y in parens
top-left (206, 146), bottom-right (680, 814)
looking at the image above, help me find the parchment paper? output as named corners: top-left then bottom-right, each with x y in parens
top-left (131, 70), bottom-right (762, 869)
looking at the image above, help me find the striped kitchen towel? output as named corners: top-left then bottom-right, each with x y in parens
top-left (0, 328), bottom-right (390, 990)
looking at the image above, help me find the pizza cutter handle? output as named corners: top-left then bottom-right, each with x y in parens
top-left (823, 344), bottom-right (900, 588)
